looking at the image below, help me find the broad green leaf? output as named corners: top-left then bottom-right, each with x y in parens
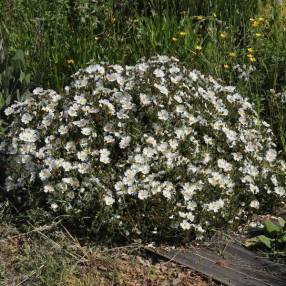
top-left (279, 235), bottom-right (286, 243)
top-left (264, 220), bottom-right (281, 234)
top-left (13, 49), bottom-right (25, 63)
top-left (278, 217), bottom-right (285, 228)
top-left (257, 235), bottom-right (272, 249)
top-left (19, 70), bottom-right (25, 83)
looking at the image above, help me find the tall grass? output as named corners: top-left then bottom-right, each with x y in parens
top-left (0, 0), bottom-right (286, 153)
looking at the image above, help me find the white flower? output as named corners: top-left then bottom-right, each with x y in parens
top-left (51, 203), bottom-right (58, 210)
top-left (146, 136), bottom-right (156, 146)
top-left (104, 195), bottom-right (115, 206)
top-left (138, 189), bottom-right (149, 200)
top-left (153, 68), bottom-right (165, 78)
top-left (203, 135), bottom-right (213, 145)
top-left (182, 183), bottom-right (196, 200)
top-left (114, 181), bottom-right (124, 191)
top-left (217, 159), bottom-right (232, 172)
top-left (75, 95), bottom-right (87, 105)
top-left (4, 107), bottom-right (14, 116)
top-left (77, 150), bottom-right (89, 161)
top-left (154, 83), bottom-right (168, 95)
top-left (157, 142), bottom-right (168, 153)
top-left (207, 199), bottom-right (225, 213)
top-left (65, 141), bottom-right (76, 153)
top-left (85, 64), bottom-right (105, 74)
top-left (44, 185), bottom-right (55, 193)
top-left (232, 153), bottom-right (242, 161)
top-left (81, 127), bottom-right (92, 136)
top-left (39, 169), bottom-right (51, 181)
top-left (180, 220), bottom-right (191, 230)
top-left (33, 87), bottom-right (43, 95)
top-left (61, 161), bottom-right (73, 172)
top-left (59, 125), bottom-right (68, 135)
top-left (265, 149), bottom-right (277, 163)
top-left (78, 163), bottom-right (89, 174)
top-left (119, 136), bottom-right (131, 149)
top-left (68, 105), bottom-right (78, 117)
top-left (140, 93), bottom-right (152, 106)
top-left (100, 149), bottom-right (111, 164)
top-left (19, 129), bottom-right (38, 143)
top-left (104, 135), bottom-right (115, 144)
top-left (51, 92), bottom-right (62, 102)
top-left (189, 71), bottom-right (198, 81)
top-left (143, 147), bottom-right (156, 158)
top-left (169, 66), bottom-right (180, 74)
top-left (21, 113), bottom-right (33, 124)
top-left (250, 200), bottom-right (260, 209)
top-left (223, 127), bottom-right (237, 142)
top-left (274, 186), bottom-right (285, 196)
top-left (158, 110), bottom-right (169, 121)
top-left (137, 63), bottom-right (149, 72)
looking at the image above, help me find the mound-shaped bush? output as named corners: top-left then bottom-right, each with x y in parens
top-left (2, 56), bottom-right (286, 240)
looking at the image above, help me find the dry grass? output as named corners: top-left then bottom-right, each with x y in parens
top-left (0, 223), bottom-right (219, 286)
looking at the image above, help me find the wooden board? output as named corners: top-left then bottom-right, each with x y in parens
top-left (145, 242), bottom-right (286, 286)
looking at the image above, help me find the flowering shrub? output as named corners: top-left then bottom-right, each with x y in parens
top-left (2, 56), bottom-right (286, 240)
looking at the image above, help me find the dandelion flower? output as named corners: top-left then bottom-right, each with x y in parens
top-left (220, 32), bottom-right (227, 39)
top-left (179, 31), bottom-right (187, 37)
top-left (67, 59), bottom-right (75, 65)
top-left (247, 47), bottom-right (254, 53)
top-left (252, 21), bottom-right (259, 27)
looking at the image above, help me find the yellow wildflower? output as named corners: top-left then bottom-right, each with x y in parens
top-left (172, 37), bottom-right (178, 42)
top-left (223, 64), bottom-right (230, 69)
top-left (247, 47), bottom-right (254, 53)
top-left (258, 17), bottom-right (265, 22)
top-left (247, 54), bottom-right (256, 62)
top-left (249, 56), bottom-right (256, 63)
top-left (179, 31), bottom-right (187, 37)
top-left (220, 32), bottom-right (228, 39)
top-left (195, 45), bottom-right (203, 51)
top-left (252, 21), bottom-right (259, 27)
top-left (255, 33), bottom-right (262, 38)
top-left (67, 59), bottom-right (75, 65)
top-left (229, 52), bottom-right (236, 58)
top-left (195, 15), bottom-right (204, 20)
top-left (249, 18), bottom-right (255, 22)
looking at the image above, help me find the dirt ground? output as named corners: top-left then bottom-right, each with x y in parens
top-left (0, 223), bottom-right (220, 286)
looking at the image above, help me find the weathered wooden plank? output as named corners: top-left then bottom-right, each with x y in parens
top-left (207, 241), bottom-right (286, 277)
top-left (145, 244), bottom-right (286, 286)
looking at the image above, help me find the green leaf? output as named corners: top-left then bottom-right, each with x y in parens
top-left (13, 49), bottom-right (25, 64)
top-left (19, 70), bottom-right (25, 83)
top-left (264, 220), bottom-right (281, 234)
top-left (278, 217), bottom-right (285, 228)
top-left (256, 235), bottom-right (272, 249)
top-left (279, 235), bottom-right (286, 243)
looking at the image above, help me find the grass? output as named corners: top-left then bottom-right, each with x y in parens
top-left (0, 222), bottom-right (219, 286)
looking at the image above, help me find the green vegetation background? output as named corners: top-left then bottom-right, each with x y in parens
top-left (1, 0), bottom-right (286, 155)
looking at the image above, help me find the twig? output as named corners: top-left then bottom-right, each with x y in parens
top-left (15, 264), bottom-right (45, 286)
